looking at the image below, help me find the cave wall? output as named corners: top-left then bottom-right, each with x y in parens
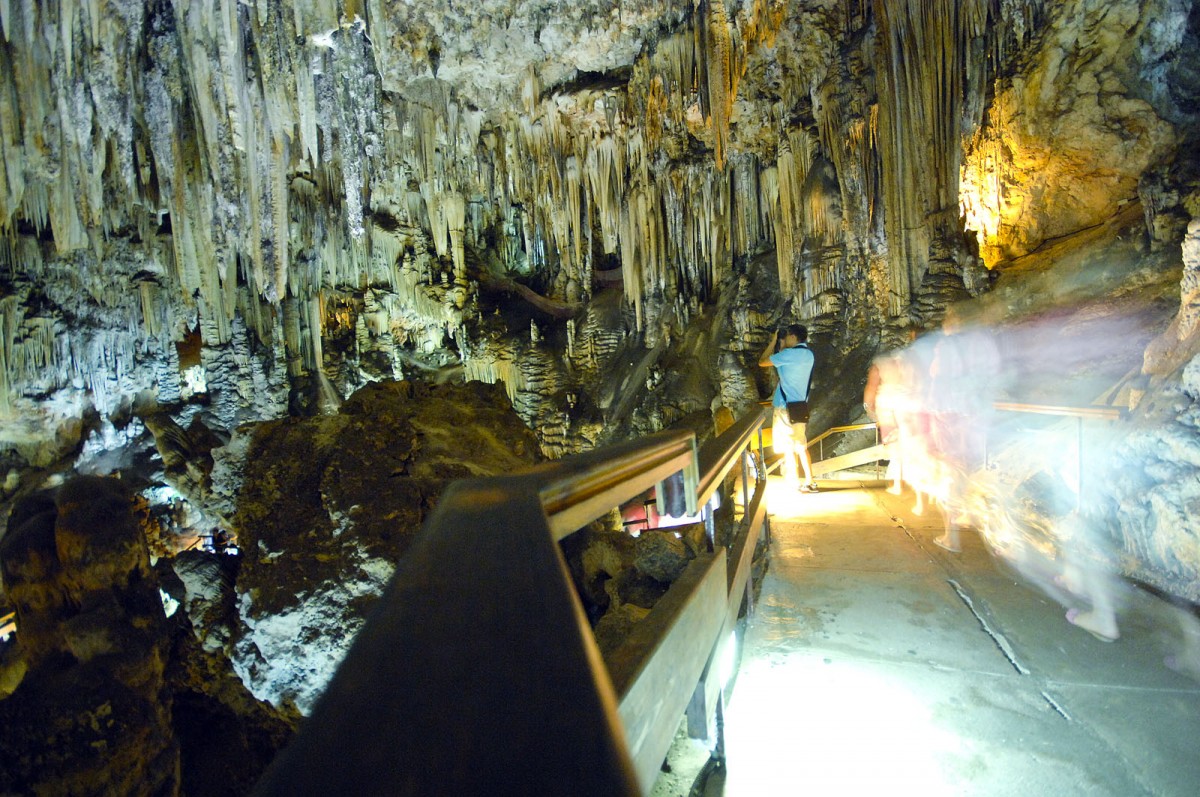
top-left (0, 2), bottom-right (1198, 591)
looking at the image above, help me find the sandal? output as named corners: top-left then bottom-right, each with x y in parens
top-left (932, 535), bottom-right (961, 553)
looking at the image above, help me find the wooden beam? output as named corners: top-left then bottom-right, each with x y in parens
top-left (609, 553), bottom-right (728, 793)
top-left (688, 483), bottom-right (769, 740)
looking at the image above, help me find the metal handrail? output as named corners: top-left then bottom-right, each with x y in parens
top-left (793, 402), bottom-right (1123, 480)
top-left (254, 409), bottom-right (770, 797)
top-left (991, 400), bottom-right (1124, 504)
top-left (805, 422), bottom-right (877, 449)
top-left (993, 401), bottom-right (1123, 420)
top-left (808, 423), bottom-right (878, 467)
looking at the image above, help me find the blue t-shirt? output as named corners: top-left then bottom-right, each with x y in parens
top-left (769, 345), bottom-right (815, 407)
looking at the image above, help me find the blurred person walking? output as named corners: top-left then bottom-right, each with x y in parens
top-left (926, 306), bottom-right (1003, 551)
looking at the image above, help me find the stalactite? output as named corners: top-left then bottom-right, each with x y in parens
top-left (705, 0), bottom-right (735, 171)
top-left (0, 294), bottom-right (17, 416)
top-left (0, 0), bottom-right (803, 438)
top-left (871, 0), bottom-right (1014, 317)
top-left (846, 104), bottom-right (880, 226)
top-left (139, 283), bottom-right (163, 340)
top-left (444, 192), bottom-right (467, 289)
top-left (462, 342), bottom-right (526, 408)
top-left (761, 164), bottom-right (787, 291)
top-left (280, 296), bottom-right (304, 379)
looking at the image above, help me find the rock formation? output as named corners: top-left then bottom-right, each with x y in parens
top-left (227, 379), bottom-right (544, 713)
top-left (0, 476), bottom-right (291, 795)
top-left (0, 0), bottom-right (1199, 788)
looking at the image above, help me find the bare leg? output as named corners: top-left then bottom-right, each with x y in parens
top-left (933, 514), bottom-right (961, 553)
top-left (1064, 563), bottom-right (1120, 642)
top-left (781, 450), bottom-right (799, 488)
top-left (885, 445), bottom-right (902, 494)
top-left (773, 411), bottom-right (800, 489)
top-left (933, 474), bottom-right (963, 552)
top-left (1164, 603), bottom-right (1200, 679)
top-left (798, 442), bottom-right (814, 486)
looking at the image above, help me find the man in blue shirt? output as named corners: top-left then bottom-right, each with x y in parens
top-left (759, 324), bottom-right (818, 492)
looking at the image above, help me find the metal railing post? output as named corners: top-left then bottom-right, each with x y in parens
top-left (740, 452), bottom-right (750, 518)
top-left (703, 502), bottom-right (715, 553)
top-left (1077, 415), bottom-right (1084, 510)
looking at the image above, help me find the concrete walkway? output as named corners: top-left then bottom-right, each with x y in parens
top-left (709, 479), bottom-right (1200, 796)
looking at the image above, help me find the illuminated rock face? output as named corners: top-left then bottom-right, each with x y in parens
top-left (0, 0), bottom-right (1199, 731)
top-left (959, 0), bottom-right (1192, 268)
top-left (227, 380), bottom-right (543, 713)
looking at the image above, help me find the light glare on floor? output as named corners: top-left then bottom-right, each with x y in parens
top-left (722, 654), bottom-right (958, 796)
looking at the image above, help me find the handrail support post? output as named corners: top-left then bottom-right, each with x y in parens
top-left (703, 501), bottom-right (715, 554)
top-left (1077, 416), bottom-right (1084, 511)
top-left (740, 453), bottom-right (750, 518)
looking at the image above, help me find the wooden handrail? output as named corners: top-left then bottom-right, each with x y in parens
top-left (254, 410), bottom-right (770, 797)
top-left (532, 429), bottom-right (698, 538)
top-left (696, 406), bottom-right (768, 509)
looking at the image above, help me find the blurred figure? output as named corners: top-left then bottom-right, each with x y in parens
top-left (863, 357), bottom-right (893, 490)
top-left (865, 335), bottom-right (941, 514)
top-left (925, 307), bottom-right (1003, 552)
top-left (1055, 511), bottom-right (1123, 641)
top-left (1165, 602), bottom-right (1200, 682)
top-left (895, 335), bottom-right (941, 515)
top-left (864, 352), bottom-right (907, 495)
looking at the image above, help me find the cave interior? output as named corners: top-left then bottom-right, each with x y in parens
top-left (1, 0), bottom-right (1200, 793)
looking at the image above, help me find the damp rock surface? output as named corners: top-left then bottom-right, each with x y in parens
top-left (0, 476), bottom-right (292, 797)
top-left (229, 379), bottom-right (544, 713)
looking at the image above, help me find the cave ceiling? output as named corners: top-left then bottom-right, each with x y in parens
top-left (0, 0), bottom-right (1197, 467)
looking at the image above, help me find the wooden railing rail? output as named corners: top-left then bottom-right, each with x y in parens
top-left (531, 429), bottom-right (698, 538)
top-left (254, 411), bottom-right (770, 797)
top-left (992, 401), bottom-right (1123, 420)
top-left (696, 406), bottom-right (768, 510)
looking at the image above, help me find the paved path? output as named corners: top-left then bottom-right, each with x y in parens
top-left (715, 479), bottom-right (1200, 796)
